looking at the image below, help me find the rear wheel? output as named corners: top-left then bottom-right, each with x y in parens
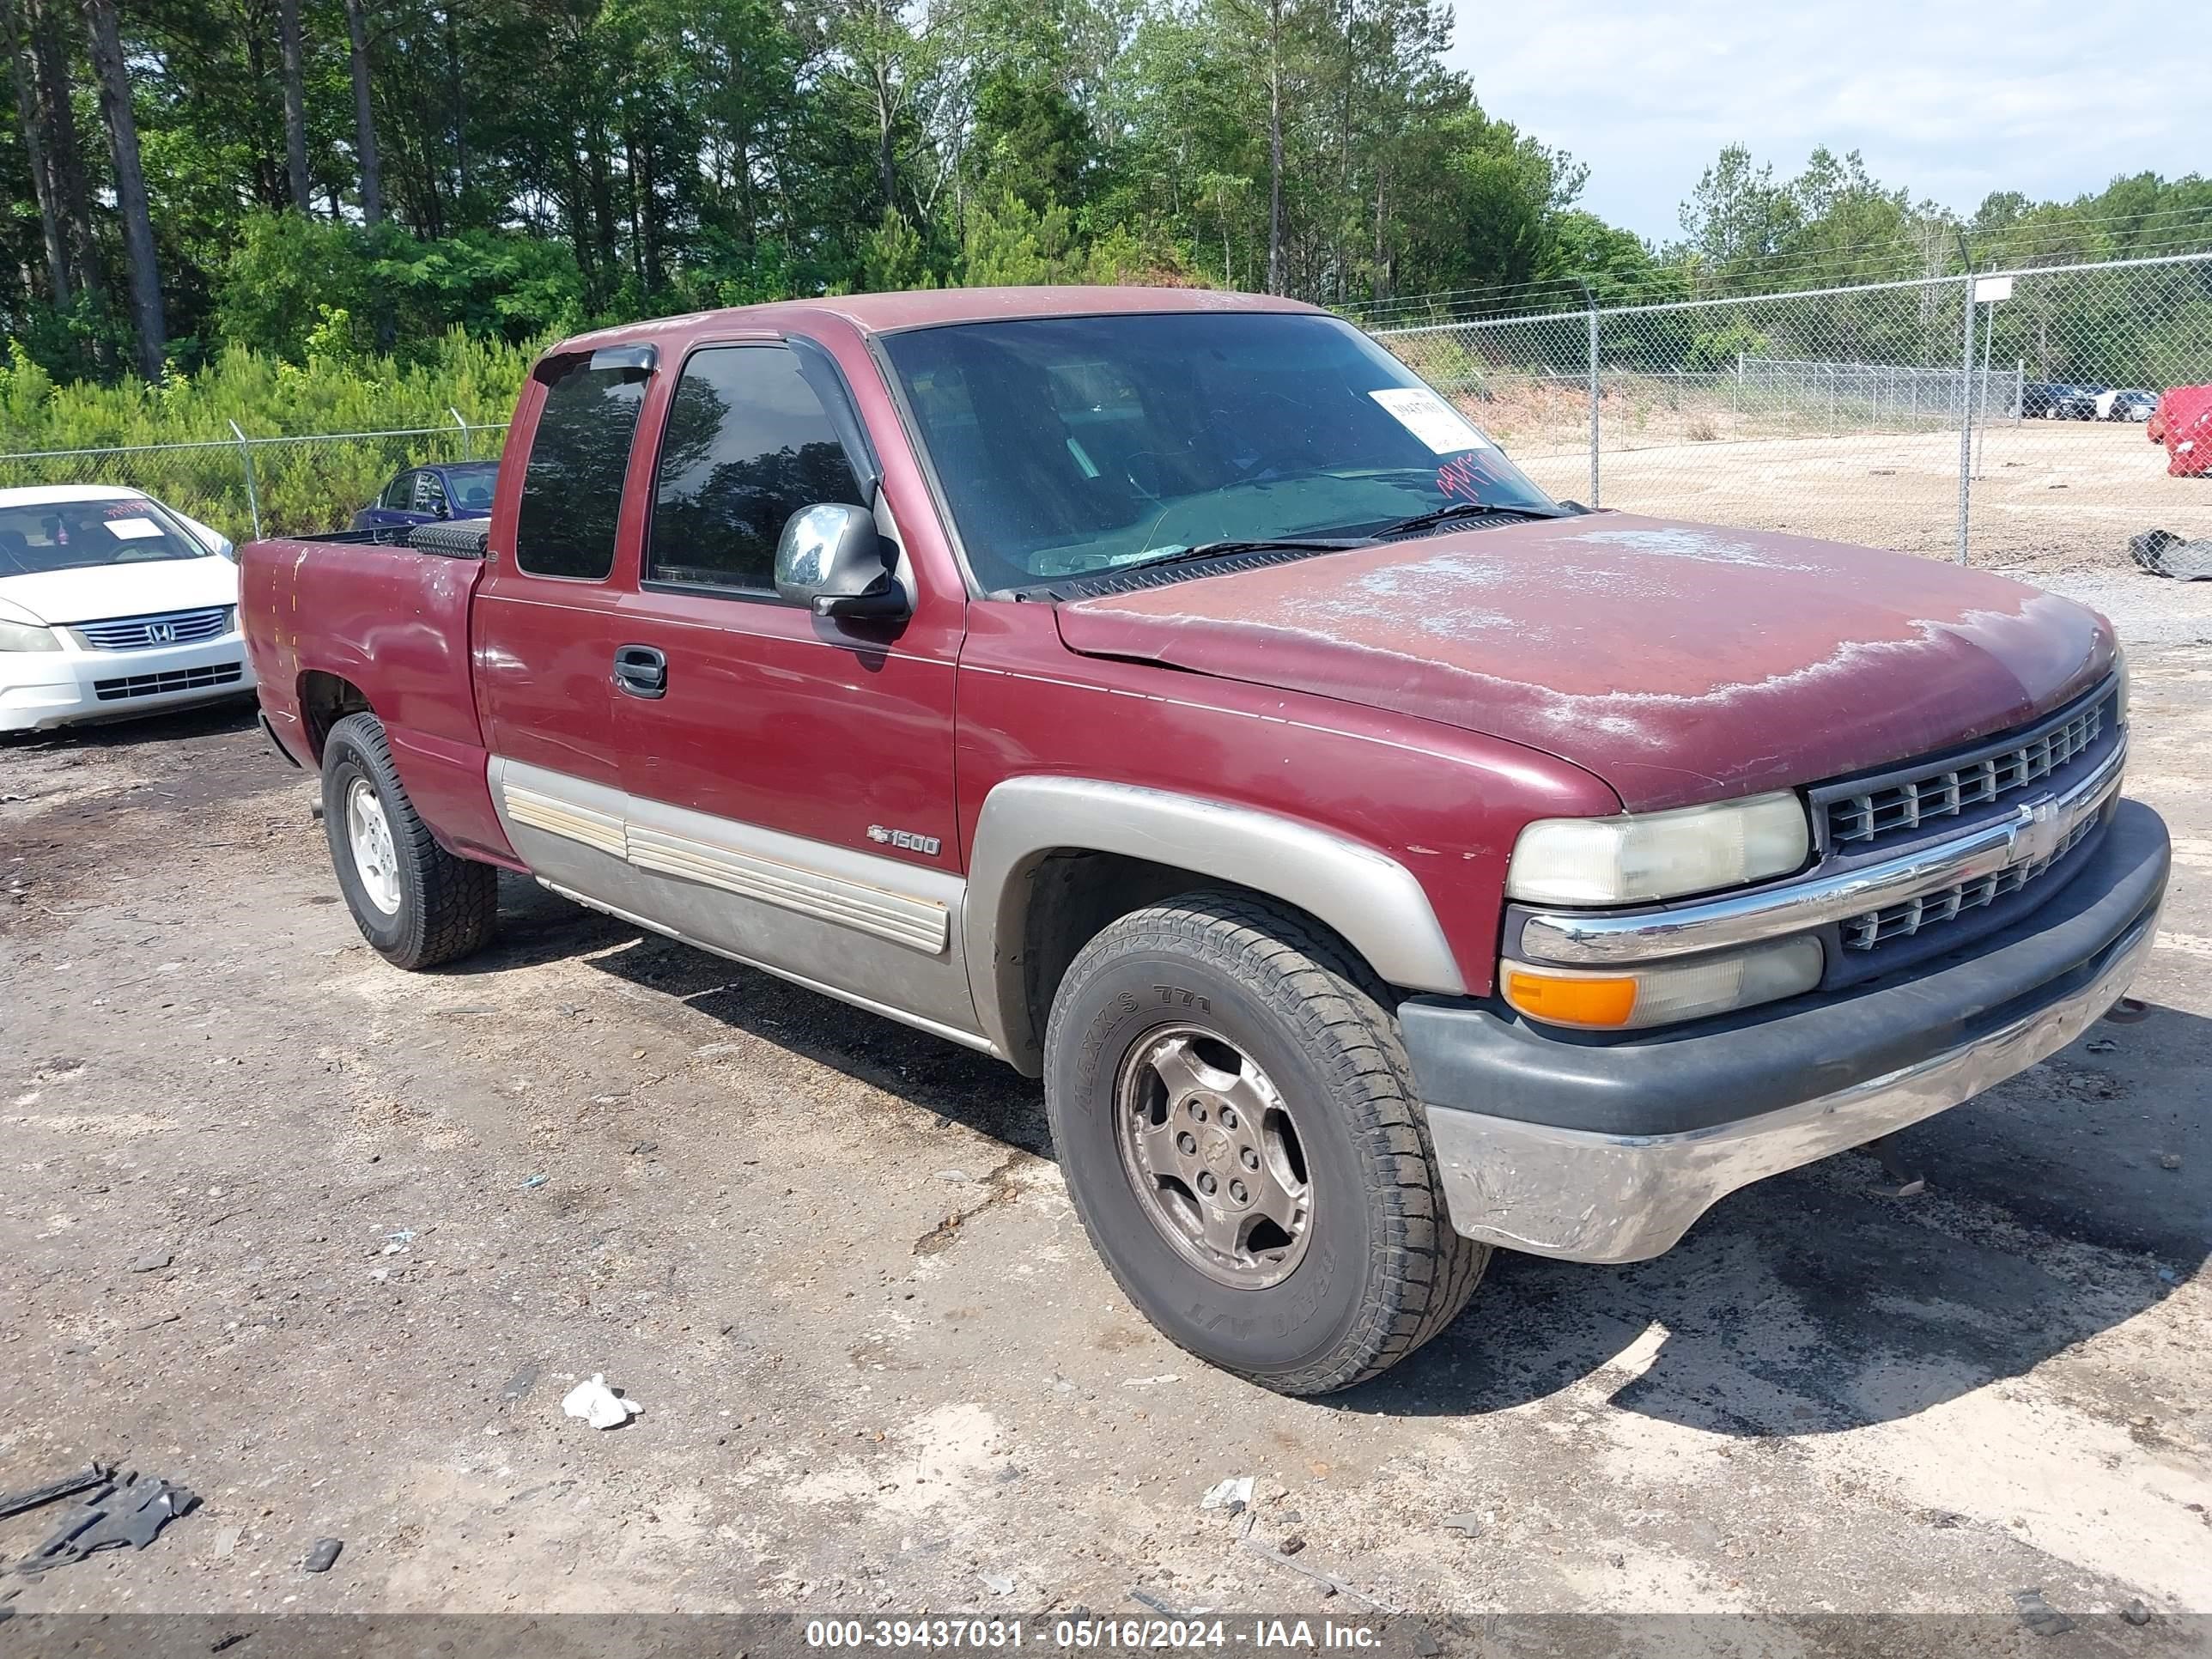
top-left (321, 711), bottom-right (497, 969)
top-left (1043, 890), bottom-right (1486, 1395)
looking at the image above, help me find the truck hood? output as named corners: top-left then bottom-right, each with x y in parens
top-left (1055, 514), bottom-right (2114, 811)
top-left (0, 555), bottom-right (239, 627)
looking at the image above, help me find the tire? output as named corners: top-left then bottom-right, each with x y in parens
top-left (1042, 890), bottom-right (1486, 1395)
top-left (321, 711), bottom-right (497, 969)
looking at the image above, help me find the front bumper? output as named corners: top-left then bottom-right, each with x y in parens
top-left (1403, 799), bottom-right (2169, 1263)
top-left (0, 631), bottom-right (256, 732)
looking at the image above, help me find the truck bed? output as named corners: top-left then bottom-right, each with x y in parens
top-left (275, 520), bottom-right (489, 558)
top-left (240, 520), bottom-right (512, 864)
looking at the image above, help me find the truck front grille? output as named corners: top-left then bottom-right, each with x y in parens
top-left (1824, 692), bottom-right (2110, 850)
top-left (93, 662), bottom-right (243, 702)
top-left (1840, 811), bottom-right (2100, 951)
top-left (74, 607), bottom-right (232, 650)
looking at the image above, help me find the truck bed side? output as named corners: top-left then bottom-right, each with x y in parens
top-left (243, 533), bottom-right (520, 868)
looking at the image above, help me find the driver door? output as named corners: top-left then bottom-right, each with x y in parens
top-left (610, 338), bottom-right (972, 1030)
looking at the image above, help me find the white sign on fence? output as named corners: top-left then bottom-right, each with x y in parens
top-left (1973, 275), bottom-right (2014, 304)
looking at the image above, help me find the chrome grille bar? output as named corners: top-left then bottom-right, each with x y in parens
top-left (73, 606), bottom-right (232, 651)
top-left (1516, 737), bottom-right (2127, 966)
top-left (1840, 811), bottom-right (2100, 950)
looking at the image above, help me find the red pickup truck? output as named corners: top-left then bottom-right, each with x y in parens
top-left (243, 287), bottom-right (2167, 1395)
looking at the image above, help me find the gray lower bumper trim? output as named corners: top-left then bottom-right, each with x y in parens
top-left (1428, 908), bottom-right (2158, 1264)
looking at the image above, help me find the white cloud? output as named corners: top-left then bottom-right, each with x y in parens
top-left (1444, 0), bottom-right (2197, 240)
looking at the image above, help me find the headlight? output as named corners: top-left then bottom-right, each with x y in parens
top-left (1503, 936), bottom-right (1824, 1030)
top-left (1506, 791), bottom-right (1811, 905)
top-left (0, 618), bottom-right (61, 653)
top-left (2112, 645), bottom-right (2130, 727)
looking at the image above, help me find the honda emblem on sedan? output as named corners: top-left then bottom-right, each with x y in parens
top-left (2010, 796), bottom-right (2064, 865)
top-left (147, 621), bottom-right (176, 643)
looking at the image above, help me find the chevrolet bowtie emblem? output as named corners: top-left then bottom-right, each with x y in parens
top-left (2009, 796), bottom-right (2064, 866)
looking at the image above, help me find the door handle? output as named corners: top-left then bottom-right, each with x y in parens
top-left (612, 644), bottom-right (667, 700)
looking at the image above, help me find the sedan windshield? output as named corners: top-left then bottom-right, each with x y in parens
top-left (446, 465), bottom-right (499, 510)
top-left (882, 311), bottom-right (1557, 591)
top-left (0, 498), bottom-right (210, 574)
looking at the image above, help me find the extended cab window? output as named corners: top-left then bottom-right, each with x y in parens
top-left (647, 345), bottom-right (864, 593)
top-left (516, 355), bottom-right (650, 580)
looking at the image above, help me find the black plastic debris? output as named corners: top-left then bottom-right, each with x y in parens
top-left (2129, 529), bottom-right (2212, 580)
top-left (0, 1465), bottom-right (108, 1522)
top-left (14, 1470), bottom-right (198, 1574)
top-left (302, 1538), bottom-right (343, 1574)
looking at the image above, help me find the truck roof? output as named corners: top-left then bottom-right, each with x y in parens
top-left (549, 284), bottom-right (1322, 357)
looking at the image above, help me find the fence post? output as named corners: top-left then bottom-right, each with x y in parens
top-left (228, 420), bottom-right (262, 540)
top-left (2015, 361), bottom-right (2025, 425)
top-left (1735, 350), bottom-right (1742, 418)
top-left (1974, 295), bottom-right (1996, 477)
top-left (1585, 305), bottom-right (1600, 507)
top-left (450, 405), bottom-right (472, 459)
top-left (1955, 270), bottom-right (1976, 565)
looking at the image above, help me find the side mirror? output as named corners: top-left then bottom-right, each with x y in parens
top-left (774, 502), bottom-right (908, 621)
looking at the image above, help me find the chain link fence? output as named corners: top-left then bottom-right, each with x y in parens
top-left (3, 257), bottom-right (2203, 568)
top-left (0, 411), bottom-right (509, 544)
top-left (1373, 251), bottom-right (2212, 568)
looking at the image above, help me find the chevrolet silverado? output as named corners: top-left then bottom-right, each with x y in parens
top-left (241, 288), bottom-right (2168, 1395)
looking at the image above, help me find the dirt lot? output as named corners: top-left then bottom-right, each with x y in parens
top-left (1505, 422), bottom-right (2211, 570)
top-left (3, 568), bottom-right (2209, 1647)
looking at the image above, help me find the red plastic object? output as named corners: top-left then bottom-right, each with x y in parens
top-left (2156, 384), bottom-right (2212, 476)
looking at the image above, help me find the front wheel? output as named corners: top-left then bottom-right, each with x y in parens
top-left (1042, 890), bottom-right (1486, 1395)
top-left (321, 711), bottom-right (497, 969)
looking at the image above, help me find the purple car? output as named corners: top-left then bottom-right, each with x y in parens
top-left (350, 462), bottom-right (500, 531)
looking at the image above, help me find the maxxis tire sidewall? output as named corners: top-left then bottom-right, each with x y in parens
top-left (322, 723), bottom-right (420, 961)
top-left (1047, 943), bottom-right (1395, 1381)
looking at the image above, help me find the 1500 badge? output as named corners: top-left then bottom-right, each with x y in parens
top-left (867, 825), bottom-right (942, 855)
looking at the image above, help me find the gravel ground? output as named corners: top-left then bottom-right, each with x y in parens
top-left (1, 565), bottom-right (2208, 1647)
top-left (1502, 422), bottom-right (2210, 569)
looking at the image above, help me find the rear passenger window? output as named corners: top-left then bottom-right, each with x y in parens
top-left (516, 356), bottom-right (650, 580)
top-left (647, 345), bottom-right (864, 593)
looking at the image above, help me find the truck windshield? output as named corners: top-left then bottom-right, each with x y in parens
top-left (0, 499), bottom-right (210, 575)
top-left (882, 310), bottom-right (1557, 591)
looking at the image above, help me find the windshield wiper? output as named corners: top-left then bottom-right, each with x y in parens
top-left (1117, 536), bottom-right (1367, 572)
top-left (1369, 500), bottom-right (1580, 539)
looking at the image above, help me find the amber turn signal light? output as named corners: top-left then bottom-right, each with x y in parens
top-left (1503, 968), bottom-right (1638, 1030)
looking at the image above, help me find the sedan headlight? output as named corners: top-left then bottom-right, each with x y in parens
top-left (1503, 936), bottom-right (1825, 1030)
top-left (0, 618), bottom-right (61, 653)
top-left (1506, 791), bottom-right (1811, 905)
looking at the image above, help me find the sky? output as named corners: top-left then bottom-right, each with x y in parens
top-left (1447, 0), bottom-right (2198, 243)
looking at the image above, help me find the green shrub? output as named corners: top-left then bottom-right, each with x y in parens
top-left (0, 331), bottom-right (538, 538)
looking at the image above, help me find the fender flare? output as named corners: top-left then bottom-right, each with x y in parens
top-left (963, 776), bottom-right (1467, 1071)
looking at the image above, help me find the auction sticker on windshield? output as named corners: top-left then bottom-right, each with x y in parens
top-left (1368, 386), bottom-right (1488, 453)
top-left (104, 517), bottom-right (165, 539)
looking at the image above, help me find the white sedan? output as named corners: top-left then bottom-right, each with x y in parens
top-left (1, 484), bottom-right (258, 734)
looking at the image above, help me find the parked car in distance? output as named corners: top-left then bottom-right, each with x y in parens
top-left (241, 289), bottom-right (2166, 1395)
top-left (2052, 383), bottom-right (2106, 419)
top-left (2022, 380), bottom-right (2079, 418)
top-left (2097, 388), bottom-right (2158, 423)
top-left (350, 461), bottom-right (500, 531)
top-left (2, 484), bottom-right (255, 733)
